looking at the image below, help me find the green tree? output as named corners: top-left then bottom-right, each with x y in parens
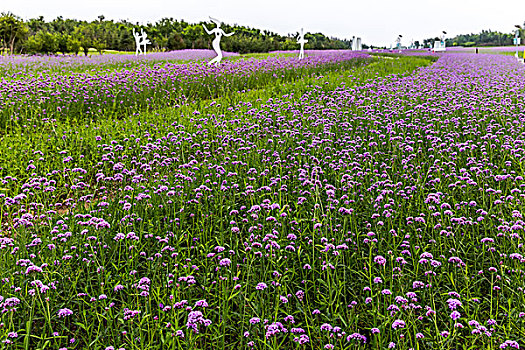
top-left (67, 35), bottom-right (81, 55)
top-left (27, 16), bottom-right (48, 33)
top-left (73, 25), bottom-right (92, 56)
top-left (90, 22), bottom-right (107, 54)
top-left (183, 25), bottom-right (206, 49)
top-left (0, 12), bottom-right (28, 54)
top-left (57, 33), bottom-right (69, 54)
top-left (168, 32), bottom-right (185, 50)
top-left (25, 30), bottom-right (58, 54)
top-left (74, 23), bottom-right (107, 55)
top-left (118, 27), bottom-right (134, 52)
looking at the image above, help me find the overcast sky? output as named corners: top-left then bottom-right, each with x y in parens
top-left (2, 0), bottom-right (525, 47)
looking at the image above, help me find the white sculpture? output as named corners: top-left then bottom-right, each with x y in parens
top-left (133, 28), bottom-right (150, 56)
top-left (133, 28), bottom-right (143, 56)
top-left (395, 35), bottom-right (402, 50)
top-left (433, 31), bottom-right (447, 52)
top-left (141, 29), bottom-right (151, 55)
top-left (203, 17), bottom-right (234, 66)
top-left (356, 37), bottom-right (362, 51)
top-left (297, 28), bottom-right (308, 59)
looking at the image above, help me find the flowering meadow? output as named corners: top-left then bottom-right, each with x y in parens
top-left (446, 46), bottom-right (525, 54)
top-left (0, 50), bottom-right (369, 132)
top-left (1, 50), bottom-right (525, 349)
top-left (0, 50), bottom-right (242, 76)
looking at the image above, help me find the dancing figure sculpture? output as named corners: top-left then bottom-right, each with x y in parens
top-left (203, 17), bottom-right (234, 66)
top-left (133, 28), bottom-right (143, 56)
top-left (140, 29), bottom-right (151, 55)
top-left (297, 28), bottom-right (308, 59)
top-left (133, 28), bottom-right (151, 56)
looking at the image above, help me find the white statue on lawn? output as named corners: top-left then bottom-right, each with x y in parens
top-left (356, 37), bottom-right (362, 51)
top-left (133, 28), bottom-right (143, 56)
top-left (141, 29), bottom-right (151, 55)
top-left (297, 28), bottom-right (308, 59)
top-left (133, 28), bottom-right (150, 56)
top-left (203, 17), bottom-right (234, 66)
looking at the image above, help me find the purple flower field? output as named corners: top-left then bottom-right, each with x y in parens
top-left (0, 49), bottom-right (240, 75)
top-left (0, 50), bottom-right (369, 130)
top-left (1, 51), bottom-right (525, 349)
top-left (446, 46), bottom-right (525, 53)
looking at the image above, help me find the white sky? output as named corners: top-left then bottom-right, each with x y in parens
top-left (2, 0), bottom-right (525, 47)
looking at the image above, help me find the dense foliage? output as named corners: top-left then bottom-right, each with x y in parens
top-left (422, 25), bottom-right (525, 48)
top-left (0, 12), bottom-right (355, 55)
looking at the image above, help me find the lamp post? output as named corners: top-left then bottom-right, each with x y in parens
top-left (514, 25), bottom-right (522, 59)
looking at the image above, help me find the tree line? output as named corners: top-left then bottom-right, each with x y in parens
top-left (421, 26), bottom-right (525, 48)
top-left (0, 12), bottom-right (355, 55)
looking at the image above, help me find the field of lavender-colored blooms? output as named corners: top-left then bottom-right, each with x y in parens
top-left (1, 49), bottom-right (525, 350)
